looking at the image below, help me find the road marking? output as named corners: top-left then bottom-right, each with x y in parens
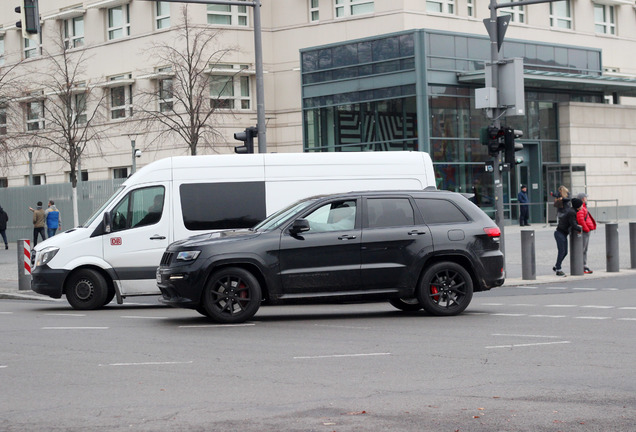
top-left (42, 327), bottom-right (109, 330)
top-left (492, 333), bottom-right (561, 338)
top-left (0, 365), bottom-right (7, 368)
top-left (314, 324), bottom-right (371, 330)
top-left (486, 341), bottom-right (571, 349)
top-left (581, 305), bottom-right (614, 309)
top-left (99, 361), bottom-right (193, 367)
top-left (491, 313), bottom-right (526, 317)
top-left (602, 288), bottom-right (619, 291)
top-left (294, 352), bottom-right (391, 360)
top-left (619, 307), bottom-right (636, 310)
top-left (510, 304), bottom-right (534, 307)
top-left (45, 313), bottom-right (86, 317)
top-left (573, 288), bottom-right (596, 291)
top-left (546, 287), bottom-right (567, 290)
top-left (546, 305), bottom-right (577, 308)
top-left (120, 315), bottom-right (169, 320)
top-left (0, 312), bottom-right (13, 314)
top-left (574, 316), bottom-right (611, 320)
top-left (618, 318), bottom-right (636, 321)
top-left (529, 315), bottom-right (567, 318)
top-left (178, 323), bottom-right (256, 328)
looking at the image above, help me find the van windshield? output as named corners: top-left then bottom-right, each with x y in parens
top-left (253, 199), bottom-right (317, 232)
top-left (83, 186), bottom-right (126, 227)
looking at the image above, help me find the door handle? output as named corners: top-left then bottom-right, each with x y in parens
top-left (408, 230), bottom-right (426, 236)
top-left (150, 235), bottom-right (166, 240)
top-left (338, 234), bottom-right (357, 240)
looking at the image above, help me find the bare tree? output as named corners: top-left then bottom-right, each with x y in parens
top-left (0, 59), bottom-right (27, 174)
top-left (15, 28), bottom-right (108, 226)
top-left (136, 6), bottom-right (239, 155)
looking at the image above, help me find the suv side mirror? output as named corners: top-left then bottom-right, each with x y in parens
top-left (103, 212), bottom-right (112, 234)
top-left (289, 219), bottom-right (310, 235)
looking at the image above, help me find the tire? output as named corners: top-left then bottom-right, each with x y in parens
top-left (195, 304), bottom-right (211, 317)
top-left (65, 269), bottom-right (109, 310)
top-left (389, 297), bottom-right (422, 312)
top-left (202, 267), bottom-right (261, 324)
top-left (417, 262), bottom-right (473, 316)
top-left (103, 287), bottom-right (116, 306)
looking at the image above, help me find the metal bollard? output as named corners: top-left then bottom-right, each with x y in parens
top-left (521, 230), bottom-right (536, 280)
top-left (17, 239), bottom-right (32, 291)
top-left (606, 223), bottom-right (619, 273)
top-left (569, 231), bottom-right (584, 276)
top-left (630, 222), bottom-right (636, 269)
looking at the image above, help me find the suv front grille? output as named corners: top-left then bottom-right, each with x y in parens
top-left (160, 252), bottom-right (174, 266)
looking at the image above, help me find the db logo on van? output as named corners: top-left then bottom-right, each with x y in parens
top-left (110, 237), bottom-right (122, 246)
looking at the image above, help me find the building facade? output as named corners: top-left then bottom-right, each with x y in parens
top-left (1, 0), bottom-right (636, 219)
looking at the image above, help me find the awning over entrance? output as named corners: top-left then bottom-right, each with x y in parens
top-left (457, 70), bottom-right (636, 97)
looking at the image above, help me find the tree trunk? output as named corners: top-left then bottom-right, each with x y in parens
top-left (72, 186), bottom-right (79, 228)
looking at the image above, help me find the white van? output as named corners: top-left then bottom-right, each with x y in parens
top-left (31, 151), bottom-right (435, 309)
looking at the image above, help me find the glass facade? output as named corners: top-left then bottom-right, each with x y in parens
top-left (301, 29), bottom-right (605, 217)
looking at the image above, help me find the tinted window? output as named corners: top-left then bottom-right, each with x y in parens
top-left (367, 198), bottom-right (414, 228)
top-left (111, 186), bottom-right (165, 232)
top-left (416, 198), bottom-right (468, 224)
top-left (180, 182), bottom-right (266, 230)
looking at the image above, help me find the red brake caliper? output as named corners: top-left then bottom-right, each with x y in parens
top-left (431, 285), bottom-right (440, 302)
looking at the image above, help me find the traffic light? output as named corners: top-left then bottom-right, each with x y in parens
top-left (234, 126), bottom-right (258, 154)
top-left (480, 125), bottom-right (504, 157)
top-left (504, 127), bottom-right (523, 166)
top-left (15, 0), bottom-right (40, 39)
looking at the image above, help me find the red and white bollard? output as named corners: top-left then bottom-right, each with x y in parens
top-left (18, 239), bottom-right (32, 291)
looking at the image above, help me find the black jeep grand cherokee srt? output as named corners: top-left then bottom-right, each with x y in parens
top-left (157, 190), bottom-right (504, 323)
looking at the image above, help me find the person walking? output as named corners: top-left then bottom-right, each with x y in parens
top-left (576, 193), bottom-right (597, 274)
top-left (29, 201), bottom-right (47, 247)
top-left (553, 197), bottom-right (583, 276)
top-left (553, 185), bottom-right (571, 222)
top-left (517, 184), bottom-right (530, 226)
top-left (45, 200), bottom-right (62, 238)
top-left (0, 205), bottom-right (8, 250)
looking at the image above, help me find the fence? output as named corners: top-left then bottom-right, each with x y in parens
top-left (0, 179), bottom-right (125, 244)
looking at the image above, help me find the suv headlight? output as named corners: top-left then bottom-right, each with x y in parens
top-left (35, 247), bottom-right (59, 267)
top-left (176, 250), bottom-right (201, 261)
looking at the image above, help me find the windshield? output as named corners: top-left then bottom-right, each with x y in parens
top-left (254, 199), bottom-right (318, 232)
top-left (83, 185), bottom-right (126, 227)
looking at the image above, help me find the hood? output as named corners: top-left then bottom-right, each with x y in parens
top-left (169, 229), bottom-right (261, 249)
top-left (33, 227), bottom-right (84, 251)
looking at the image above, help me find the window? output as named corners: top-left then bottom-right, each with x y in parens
top-left (303, 200), bottom-right (357, 232)
top-left (426, 0), bottom-right (454, 14)
top-left (112, 167), bottom-right (129, 179)
top-left (24, 37), bottom-right (40, 59)
top-left (109, 75), bottom-right (133, 119)
top-left (467, 0), bottom-right (474, 17)
top-left (416, 199), bottom-right (468, 224)
top-left (367, 198), bottom-right (414, 228)
top-left (309, 0), bottom-right (319, 21)
top-left (30, 174), bottom-right (46, 185)
top-left (156, 1), bottom-right (170, 29)
top-left (550, 0), bottom-right (572, 29)
top-left (68, 170), bottom-right (88, 182)
top-left (209, 67), bottom-right (251, 110)
top-left (180, 182), bottom-right (266, 230)
top-left (64, 16), bottom-right (84, 48)
top-left (157, 67), bottom-right (173, 112)
top-left (207, 2), bottom-right (248, 26)
top-left (594, 4), bottom-right (615, 35)
top-left (0, 178), bottom-right (7, 188)
top-left (111, 186), bottom-right (165, 231)
top-left (108, 5), bottom-right (130, 40)
top-left (500, 1), bottom-right (525, 23)
top-left (335, 0), bottom-right (374, 18)
top-left (74, 92), bottom-right (87, 124)
top-left (0, 107), bottom-right (6, 135)
top-left (26, 100), bottom-right (45, 131)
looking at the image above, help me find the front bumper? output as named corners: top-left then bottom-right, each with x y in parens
top-left (31, 265), bottom-right (69, 298)
top-left (156, 266), bottom-right (203, 309)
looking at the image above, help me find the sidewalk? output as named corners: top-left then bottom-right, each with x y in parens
top-left (1, 221), bottom-right (635, 300)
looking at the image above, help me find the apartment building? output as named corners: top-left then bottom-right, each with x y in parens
top-left (1, 0), bottom-right (636, 217)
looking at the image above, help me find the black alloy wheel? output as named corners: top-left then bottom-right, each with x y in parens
top-left (202, 267), bottom-right (261, 324)
top-left (417, 262), bottom-right (473, 316)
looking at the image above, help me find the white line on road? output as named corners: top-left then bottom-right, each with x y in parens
top-left (574, 316), bottom-right (611, 320)
top-left (529, 315), bottom-right (567, 318)
top-left (491, 313), bottom-right (527, 317)
top-left (546, 305), bottom-right (578, 308)
top-left (602, 288), bottom-right (619, 291)
top-left (618, 318), bottom-right (636, 321)
top-left (581, 305), bottom-right (614, 309)
top-left (42, 327), bottom-right (109, 330)
top-left (619, 307), bottom-right (636, 310)
top-left (0, 365), bottom-right (7, 368)
top-left (178, 323), bottom-right (256, 328)
top-left (492, 333), bottom-right (561, 338)
top-left (99, 361), bottom-right (194, 367)
top-left (546, 287), bottom-right (567, 290)
top-left (120, 315), bottom-right (169, 320)
top-left (573, 288), bottom-right (596, 291)
top-left (294, 353), bottom-right (391, 360)
top-left (510, 304), bottom-right (535, 307)
top-left (0, 312), bottom-right (13, 314)
top-left (45, 313), bottom-right (86, 317)
top-left (485, 341), bottom-right (571, 349)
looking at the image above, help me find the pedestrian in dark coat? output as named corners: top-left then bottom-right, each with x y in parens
top-left (553, 197), bottom-right (583, 276)
top-left (517, 184), bottom-right (530, 226)
top-left (0, 205), bottom-right (8, 249)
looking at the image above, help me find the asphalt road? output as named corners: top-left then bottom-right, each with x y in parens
top-left (1, 275), bottom-right (635, 431)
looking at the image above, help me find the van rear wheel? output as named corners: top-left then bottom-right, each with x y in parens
top-left (65, 269), bottom-right (109, 310)
top-left (202, 267), bottom-right (261, 324)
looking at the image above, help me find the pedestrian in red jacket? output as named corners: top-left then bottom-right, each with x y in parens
top-left (576, 193), bottom-right (597, 274)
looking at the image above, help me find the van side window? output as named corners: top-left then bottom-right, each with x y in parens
top-left (367, 198), bottom-right (414, 228)
top-left (180, 182), bottom-right (266, 230)
top-left (415, 198), bottom-right (468, 224)
top-left (111, 186), bottom-right (165, 232)
top-left (303, 200), bottom-right (357, 232)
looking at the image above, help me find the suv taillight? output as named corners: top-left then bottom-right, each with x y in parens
top-left (483, 227), bottom-right (501, 239)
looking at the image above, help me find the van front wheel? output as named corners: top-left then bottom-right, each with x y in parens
top-left (65, 269), bottom-right (108, 310)
top-left (202, 268), bottom-right (261, 324)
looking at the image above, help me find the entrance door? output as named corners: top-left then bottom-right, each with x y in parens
top-left (513, 142), bottom-right (542, 224)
